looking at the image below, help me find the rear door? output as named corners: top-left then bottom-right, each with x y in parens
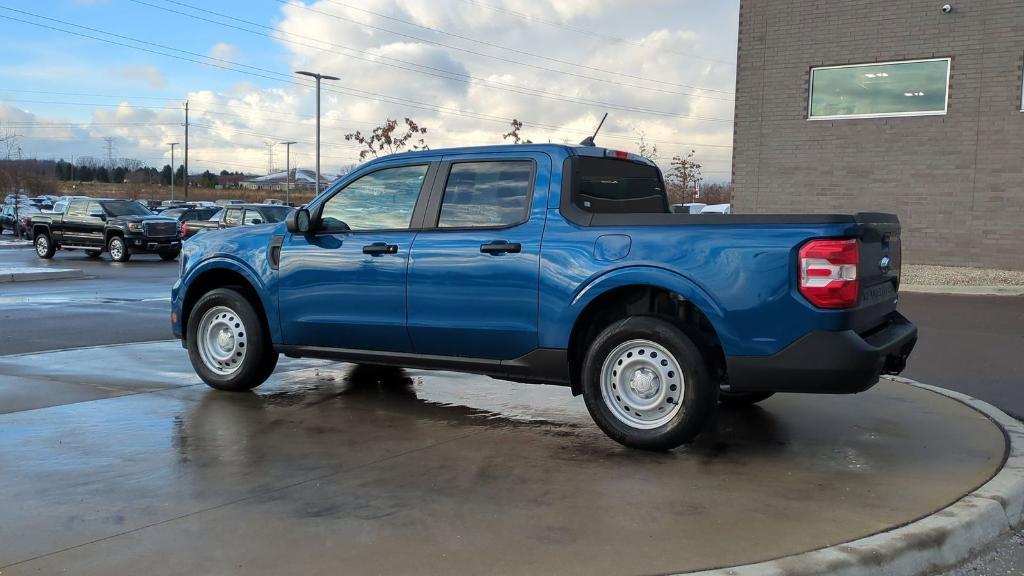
top-left (406, 153), bottom-right (549, 359)
top-left (61, 200), bottom-right (94, 246)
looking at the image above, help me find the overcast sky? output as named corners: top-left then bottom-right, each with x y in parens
top-left (0, 0), bottom-right (738, 179)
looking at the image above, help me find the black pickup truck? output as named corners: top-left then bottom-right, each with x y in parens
top-left (30, 198), bottom-right (182, 262)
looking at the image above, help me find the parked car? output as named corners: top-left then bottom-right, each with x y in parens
top-left (160, 206), bottom-right (221, 236)
top-left (172, 144), bottom-right (917, 450)
top-left (181, 203), bottom-right (293, 239)
top-left (30, 198), bottom-right (182, 262)
top-left (214, 199), bottom-right (244, 207)
top-left (1, 204), bottom-right (40, 237)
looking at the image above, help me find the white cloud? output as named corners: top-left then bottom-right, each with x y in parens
top-left (112, 64), bottom-right (166, 89)
top-left (14, 1), bottom-right (737, 178)
top-left (209, 42), bottom-right (241, 63)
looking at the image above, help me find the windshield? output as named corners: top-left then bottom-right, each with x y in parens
top-left (102, 201), bottom-right (153, 217)
top-left (257, 205), bottom-right (293, 223)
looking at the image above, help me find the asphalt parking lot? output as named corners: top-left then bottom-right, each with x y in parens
top-left (1, 246), bottom-right (1022, 574)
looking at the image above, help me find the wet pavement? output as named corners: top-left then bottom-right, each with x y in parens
top-left (0, 342), bottom-right (1006, 575)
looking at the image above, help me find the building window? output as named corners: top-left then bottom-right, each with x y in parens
top-left (808, 58), bottom-right (950, 120)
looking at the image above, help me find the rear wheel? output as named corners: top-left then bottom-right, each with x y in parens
top-left (187, 287), bottom-right (278, 391)
top-left (108, 235), bottom-right (130, 262)
top-left (582, 316), bottom-right (716, 451)
top-left (34, 233), bottom-right (55, 259)
top-left (718, 388), bottom-right (775, 406)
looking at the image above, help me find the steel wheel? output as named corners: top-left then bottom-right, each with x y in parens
top-left (600, 338), bottom-right (684, 429)
top-left (35, 234), bottom-right (49, 257)
top-left (196, 305), bottom-right (249, 377)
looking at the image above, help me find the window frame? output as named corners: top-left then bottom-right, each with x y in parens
top-left (807, 57), bottom-right (952, 121)
top-left (424, 158), bottom-right (537, 232)
top-left (312, 161), bottom-right (437, 235)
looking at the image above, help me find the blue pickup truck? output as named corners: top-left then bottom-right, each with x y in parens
top-left (172, 144), bottom-right (917, 450)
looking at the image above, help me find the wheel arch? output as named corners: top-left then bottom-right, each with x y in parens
top-left (563, 268), bottom-right (728, 395)
top-left (181, 260), bottom-right (277, 345)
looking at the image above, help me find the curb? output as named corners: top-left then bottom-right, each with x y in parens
top-left (0, 267), bottom-right (84, 283)
top-left (901, 284), bottom-right (1024, 297)
top-left (680, 377), bottom-right (1024, 576)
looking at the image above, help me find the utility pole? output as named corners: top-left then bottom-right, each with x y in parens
top-left (264, 141), bottom-right (275, 175)
top-left (184, 100), bottom-right (189, 200)
top-left (281, 141), bottom-right (296, 205)
top-left (296, 70), bottom-right (339, 194)
top-left (168, 142), bottom-right (179, 201)
top-left (103, 137), bottom-right (115, 167)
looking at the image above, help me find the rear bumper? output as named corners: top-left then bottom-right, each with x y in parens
top-left (726, 312), bottom-right (917, 394)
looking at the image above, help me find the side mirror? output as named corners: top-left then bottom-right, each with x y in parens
top-left (250, 218), bottom-right (263, 225)
top-left (89, 210), bottom-right (106, 221)
top-left (286, 207), bottom-right (311, 234)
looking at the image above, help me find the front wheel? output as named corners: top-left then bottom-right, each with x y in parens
top-left (582, 316), bottom-right (716, 451)
top-left (108, 236), bottom-right (130, 262)
top-left (187, 287), bottom-right (278, 391)
top-left (34, 233), bottom-right (55, 259)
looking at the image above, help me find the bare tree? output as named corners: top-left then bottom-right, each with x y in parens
top-left (666, 150), bottom-right (703, 205)
top-left (502, 118), bottom-right (532, 144)
top-left (634, 129), bottom-right (658, 162)
top-left (345, 118), bottom-right (429, 161)
top-left (0, 124), bottom-right (19, 160)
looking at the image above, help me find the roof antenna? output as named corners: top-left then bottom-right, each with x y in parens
top-left (578, 112), bottom-right (608, 147)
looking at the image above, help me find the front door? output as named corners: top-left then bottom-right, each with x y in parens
top-left (277, 162), bottom-right (436, 352)
top-left (407, 154), bottom-right (548, 359)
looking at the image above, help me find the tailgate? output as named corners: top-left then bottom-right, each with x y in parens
top-left (853, 212), bottom-right (901, 329)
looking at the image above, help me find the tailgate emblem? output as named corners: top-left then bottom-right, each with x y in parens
top-left (879, 256), bottom-right (891, 273)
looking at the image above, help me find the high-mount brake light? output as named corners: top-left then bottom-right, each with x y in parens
top-left (604, 149), bottom-right (630, 159)
top-left (798, 238), bottom-right (859, 309)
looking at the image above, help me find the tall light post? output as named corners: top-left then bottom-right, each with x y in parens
top-left (295, 70), bottom-right (338, 194)
top-left (167, 142), bottom-right (179, 201)
top-left (280, 141), bottom-right (296, 205)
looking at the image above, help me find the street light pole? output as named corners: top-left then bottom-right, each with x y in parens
top-left (296, 70), bottom-right (339, 195)
top-left (168, 142), bottom-right (179, 201)
top-left (281, 141), bottom-right (297, 205)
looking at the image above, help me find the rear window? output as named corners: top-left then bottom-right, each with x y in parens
top-left (572, 157), bottom-right (668, 214)
top-left (257, 206), bottom-right (292, 223)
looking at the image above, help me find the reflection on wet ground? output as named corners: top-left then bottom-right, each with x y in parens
top-left (0, 342), bottom-right (1008, 575)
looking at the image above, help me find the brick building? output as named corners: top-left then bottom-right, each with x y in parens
top-left (732, 0), bottom-right (1024, 270)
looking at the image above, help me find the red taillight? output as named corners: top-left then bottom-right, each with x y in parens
top-left (799, 238), bottom-right (859, 309)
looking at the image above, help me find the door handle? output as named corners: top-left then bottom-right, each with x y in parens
top-left (363, 243), bottom-right (398, 255)
top-left (480, 241), bottom-right (522, 255)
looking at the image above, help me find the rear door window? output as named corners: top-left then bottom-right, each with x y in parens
top-left (573, 157), bottom-right (668, 214)
top-left (66, 200), bottom-right (88, 217)
top-left (437, 161), bottom-right (532, 228)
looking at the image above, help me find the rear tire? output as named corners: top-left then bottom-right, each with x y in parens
top-left (718, 388), bottom-right (775, 406)
top-left (34, 233), bottom-right (55, 259)
top-left (187, 287), bottom-right (278, 391)
top-left (581, 316), bottom-right (716, 451)
top-left (108, 235), bottom-right (130, 262)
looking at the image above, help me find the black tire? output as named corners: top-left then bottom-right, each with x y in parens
top-left (187, 287), bottom-right (278, 391)
top-left (85, 249), bottom-right (102, 258)
top-left (159, 249), bottom-right (180, 261)
top-left (718, 388), bottom-right (775, 406)
top-left (582, 316), bottom-right (716, 450)
top-left (108, 235), bottom-right (131, 262)
top-left (34, 232), bottom-right (56, 259)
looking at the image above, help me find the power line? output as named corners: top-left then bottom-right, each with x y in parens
top-left (457, 0), bottom-right (734, 65)
top-left (140, 0), bottom-right (732, 105)
top-left (0, 8), bottom-right (734, 131)
top-left (132, 0), bottom-right (732, 115)
top-left (303, 0), bottom-right (734, 95)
